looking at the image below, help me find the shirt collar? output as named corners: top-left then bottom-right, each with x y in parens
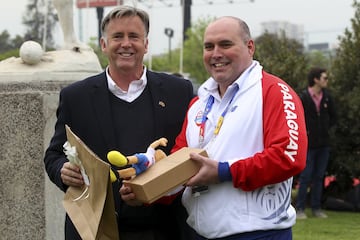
top-left (106, 66), bottom-right (148, 102)
top-left (308, 86), bottom-right (323, 98)
top-left (198, 60), bottom-right (258, 100)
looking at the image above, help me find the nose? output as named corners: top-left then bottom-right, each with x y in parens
top-left (121, 36), bottom-right (132, 47)
top-left (211, 45), bottom-right (223, 57)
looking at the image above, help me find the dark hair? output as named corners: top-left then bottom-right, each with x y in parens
top-left (100, 6), bottom-right (149, 37)
top-left (307, 67), bottom-right (326, 87)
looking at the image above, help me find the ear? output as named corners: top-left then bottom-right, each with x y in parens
top-left (247, 39), bottom-right (255, 56)
top-left (313, 77), bottom-right (321, 84)
top-left (100, 37), bottom-right (107, 52)
top-left (144, 38), bottom-right (149, 54)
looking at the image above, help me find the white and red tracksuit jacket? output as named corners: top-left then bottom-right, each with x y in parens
top-left (172, 61), bottom-right (307, 238)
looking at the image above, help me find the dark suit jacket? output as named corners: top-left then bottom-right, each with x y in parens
top-left (44, 70), bottom-right (194, 239)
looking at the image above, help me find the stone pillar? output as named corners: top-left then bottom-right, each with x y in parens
top-left (0, 49), bottom-right (102, 240)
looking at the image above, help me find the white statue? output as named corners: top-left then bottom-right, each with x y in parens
top-left (53, 0), bottom-right (90, 51)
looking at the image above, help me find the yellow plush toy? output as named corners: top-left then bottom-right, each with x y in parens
top-left (107, 138), bottom-right (168, 182)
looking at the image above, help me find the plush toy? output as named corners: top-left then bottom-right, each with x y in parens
top-left (107, 138), bottom-right (168, 182)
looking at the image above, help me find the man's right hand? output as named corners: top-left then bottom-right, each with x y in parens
top-left (60, 162), bottom-right (84, 187)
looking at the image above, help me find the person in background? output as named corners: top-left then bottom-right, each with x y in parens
top-left (44, 6), bottom-right (194, 240)
top-left (296, 67), bottom-right (337, 219)
top-left (121, 16), bottom-right (307, 240)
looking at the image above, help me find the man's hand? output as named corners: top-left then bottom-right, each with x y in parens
top-left (186, 152), bottom-right (220, 187)
top-left (119, 184), bottom-right (143, 206)
top-left (60, 162), bottom-right (84, 187)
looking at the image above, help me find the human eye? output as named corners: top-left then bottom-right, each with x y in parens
top-left (112, 33), bottom-right (123, 41)
top-left (204, 43), bottom-right (214, 51)
top-left (219, 41), bottom-right (233, 49)
top-left (129, 33), bottom-right (140, 40)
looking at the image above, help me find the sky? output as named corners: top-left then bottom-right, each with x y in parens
top-left (0, 0), bottom-right (355, 55)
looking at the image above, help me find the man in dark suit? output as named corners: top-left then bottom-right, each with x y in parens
top-left (44, 6), bottom-right (194, 240)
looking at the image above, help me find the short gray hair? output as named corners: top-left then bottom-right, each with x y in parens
top-left (100, 6), bottom-right (150, 37)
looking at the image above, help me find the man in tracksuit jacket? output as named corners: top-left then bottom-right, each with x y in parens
top-left (170, 17), bottom-right (308, 239)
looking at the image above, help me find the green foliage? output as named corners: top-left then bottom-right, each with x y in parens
top-left (0, 30), bottom-right (13, 53)
top-left (328, 0), bottom-right (360, 181)
top-left (307, 50), bottom-right (333, 70)
top-left (0, 0), bottom-right (58, 56)
top-left (22, 0), bottom-right (57, 50)
top-left (146, 49), bottom-right (182, 74)
top-left (12, 35), bottom-right (26, 50)
top-left (254, 31), bottom-right (308, 92)
top-left (147, 17), bottom-right (212, 83)
top-left (88, 37), bottom-right (107, 69)
top-left (0, 49), bottom-right (19, 61)
top-left (0, 31), bottom-right (24, 54)
top-left (182, 17), bottom-right (213, 84)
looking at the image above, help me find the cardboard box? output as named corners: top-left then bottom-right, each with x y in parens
top-left (123, 147), bottom-right (207, 203)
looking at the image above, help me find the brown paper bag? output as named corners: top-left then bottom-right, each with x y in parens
top-left (63, 125), bottom-right (119, 240)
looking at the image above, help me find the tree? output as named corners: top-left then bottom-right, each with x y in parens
top-left (254, 31), bottom-right (308, 92)
top-left (306, 50), bottom-right (333, 70)
top-left (22, 0), bottom-right (58, 50)
top-left (88, 37), bottom-right (107, 69)
top-left (0, 30), bottom-right (23, 58)
top-left (147, 50), bottom-right (182, 74)
top-left (328, 0), bottom-right (360, 183)
top-left (146, 17), bottom-right (212, 84)
top-left (11, 35), bottom-right (26, 50)
top-left (182, 17), bottom-right (213, 84)
top-left (0, 30), bottom-right (13, 53)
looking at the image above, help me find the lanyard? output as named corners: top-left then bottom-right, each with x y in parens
top-left (199, 87), bottom-right (239, 145)
top-left (199, 95), bottom-right (214, 144)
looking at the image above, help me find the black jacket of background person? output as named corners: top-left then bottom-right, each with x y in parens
top-left (44, 70), bottom-right (194, 240)
top-left (299, 88), bottom-right (337, 148)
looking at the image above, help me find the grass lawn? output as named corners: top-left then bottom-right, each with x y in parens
top-left (293, 210), bottom-right (360, 240)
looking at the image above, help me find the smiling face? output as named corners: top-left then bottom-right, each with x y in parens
top-left (100, 15), bottom-right (148, 76)
top-left (203, 17), bottom-right (255, 94)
